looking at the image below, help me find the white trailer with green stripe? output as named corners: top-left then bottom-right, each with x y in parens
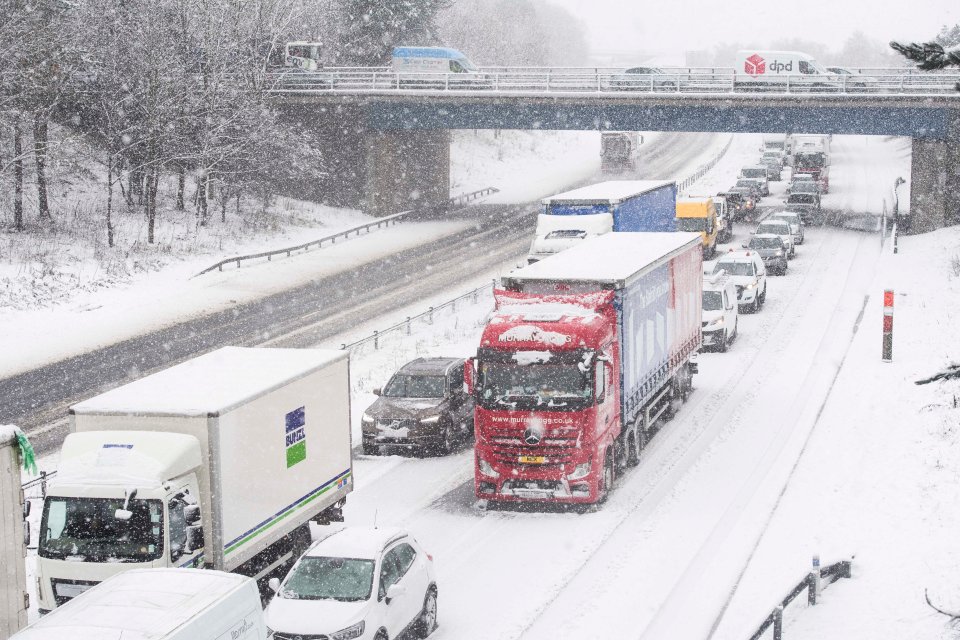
top-left (35, 347), bottom-right (352, 613)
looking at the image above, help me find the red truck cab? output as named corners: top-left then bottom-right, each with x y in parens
top-left (473, 290), bottom-right (620, 504)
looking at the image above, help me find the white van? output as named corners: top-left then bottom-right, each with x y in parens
top-left (12, 569), bottom-right (267, 640)
top-left (391, 46), bottom-right (479, 74)
top-left (735, 50), bottom-right (837, 87)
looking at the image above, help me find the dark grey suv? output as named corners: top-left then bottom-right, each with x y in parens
top-left (361, 357), bottom-right (475, 456)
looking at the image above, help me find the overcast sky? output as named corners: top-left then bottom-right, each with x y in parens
top-left (548, 0), bottom-right (960, 62)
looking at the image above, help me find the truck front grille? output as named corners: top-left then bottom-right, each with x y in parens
top-left (488, 427), bottom-right (578, 466)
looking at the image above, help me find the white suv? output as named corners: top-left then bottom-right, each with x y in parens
top-left (702, 271), bottom-right (739, 351)
top-left (265, 527), bottom-right (438, 640)
top-left (713, 250), bottom-right (768, 313)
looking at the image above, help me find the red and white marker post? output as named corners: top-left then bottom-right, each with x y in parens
top-left (882, 289), bottom-right (894, 362)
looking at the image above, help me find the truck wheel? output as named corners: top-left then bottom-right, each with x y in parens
top-left (626, 428), bottom-right (641, 467)
top-left (598, 448), bottom-right (615, 504)
top-left (718, 330), bottom-right (729, 352)
top-left (759, 286), bottom-right (767, 304)
top-left (750, 297), bottom-right (760, 314)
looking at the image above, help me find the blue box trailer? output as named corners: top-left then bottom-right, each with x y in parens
top-left (542, 180), bottom-right (677, 231)
top-left (528, 180), bottom-right (678, 263)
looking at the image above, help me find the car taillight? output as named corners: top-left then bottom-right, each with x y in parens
top-left (427, 553), bottom-right (434, 561)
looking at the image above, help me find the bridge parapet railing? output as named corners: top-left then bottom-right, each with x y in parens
top-left (269, 68), bottom-right (960, 96)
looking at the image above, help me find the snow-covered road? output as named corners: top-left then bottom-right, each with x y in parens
top-left (331, 222), bottom-right (882, 640)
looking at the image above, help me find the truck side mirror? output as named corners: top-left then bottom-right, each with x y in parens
top-left (23, 521), bottom-right (31, 546)
top-left (268, 577), bottom-right (281, 594)
top-left (373, 388), bottom-right (382, 396)
top-left (464, 358), bottom-right (476, 394)
top-left (23, 500), bottom-right (31, 519)
top-left (184, 525), bottom-right (204, 553)
top-left (184, 504), bottom-right (201, 526)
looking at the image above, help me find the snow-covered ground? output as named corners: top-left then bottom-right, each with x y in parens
top-left (17, 135), bottom-right (950, 640)
top-left (713, 225), bottom-right (960, 640)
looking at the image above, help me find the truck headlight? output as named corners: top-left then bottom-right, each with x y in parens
top-left (420, 415), bottom-right (441, 424)
top-left (746, 281), bottom-right (757, 290)
top-left (774, 249), bottom-right (783, 256)
top-left (706, 317), bottom-right (724, 328)
top-left (479, 457), bottom-right (499, 478)
top-left (330, 621), bottom-right (365, 640)
top-left (568, 461), bottom-right (591, 480)
top-left (361, 413), bottom-right (374, 425)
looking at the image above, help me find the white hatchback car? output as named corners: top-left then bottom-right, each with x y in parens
top-left (265, 527), bottom-right (438, 640)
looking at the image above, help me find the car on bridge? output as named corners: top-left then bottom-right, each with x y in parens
top-left (391, 46), bottom-right (488, 89)
top-left (607, 66), bottom-right (680, 91)
top-left (361, 357), bottom-right (474, 456)
top-left (743, 234), bottom-right (789, 275)
top-left (826, 66), bottom-right (879, 91)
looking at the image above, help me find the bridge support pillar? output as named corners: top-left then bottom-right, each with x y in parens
top-left (909, 132), bottom-right (960, 234)
top-left (364, 130), bottom-right (450, 217)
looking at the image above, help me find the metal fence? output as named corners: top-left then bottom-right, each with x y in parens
top-left (269, 68), bottom-right (960, 96)
top-left (194, 187), bottom-right (499, 277)
top-left (678, 135), bottom-right (735, 194)
top-left (21, 470), bottom-right (56, 500)
top-left (748, 557), bottom-right (853, 640)
top-left (339, 280), bottom-right (495, 354)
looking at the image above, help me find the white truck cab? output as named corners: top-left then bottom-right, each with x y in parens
top-left (713, 250), bottom-right (767, 313)
top-left (701, 271), bottom-right (739, 352)
top-left (527, 212), bottom-right (613, 264)
top-left (736, 50), bottom-right (837, 87)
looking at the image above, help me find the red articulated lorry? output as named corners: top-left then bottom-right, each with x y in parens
top-left (469, 232), bottom-right (703, 507)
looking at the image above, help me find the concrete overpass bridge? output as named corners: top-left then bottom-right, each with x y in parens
top-left (272, 69), bottom-right (960, 231)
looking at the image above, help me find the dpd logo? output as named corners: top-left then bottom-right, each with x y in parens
top-left (744, 53), bottom-right (765, 76)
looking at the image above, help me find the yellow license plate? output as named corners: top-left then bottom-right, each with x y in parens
top-left (518, 455), bottom-right (546, 464)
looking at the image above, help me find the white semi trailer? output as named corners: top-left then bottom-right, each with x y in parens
top-left (34, 347), bottom-right (353, 613)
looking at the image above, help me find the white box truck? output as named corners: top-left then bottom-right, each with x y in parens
top-left (1, 426), bottom-right (29, 639)
top-left (35, 347), bottom-right (353, 613)
top-left (12, 569), bottom-right (266, 640)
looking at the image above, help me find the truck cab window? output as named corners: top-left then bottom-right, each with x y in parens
top-left (449, 60), bottom-right (464, 73)
top-left (799, 61), bottom-right (813, 75)
top-left (595, 364), bottom-right (606, 404)
top-left (168, 498), bottom-right (187, 562)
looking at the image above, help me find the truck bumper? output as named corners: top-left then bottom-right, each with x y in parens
top-left (702, 328), bottom-right (725, 347)
top-left (474, 446), bottom-right (602, 504)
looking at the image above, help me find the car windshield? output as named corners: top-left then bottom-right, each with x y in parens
top-left (769, 214), bottom-right (798, 224)
top-left (788, 194), bottom-right (818, 204)
top-left (792, 183), bottom-right (818, 192)
top-left (478, 361), bottom-right (592, 410)
top-left (702, 290), bottom-right (723, 311)
top-left (383, 374), bottom-right (446, 398)
top-left (741, 169), bottom-right (765, 178)
top-left (676, 217), bottom-right (706, 232)
top-left (750, 237), bottom-right (783, 249)
top-left (281, 556), bottom-right (375, 602)
top-left (39, 497), bottom-right (163, 562)
top-left (736, 180), bottom-right (756, 188)
top-left (714, 261), bottom-right (753, 276)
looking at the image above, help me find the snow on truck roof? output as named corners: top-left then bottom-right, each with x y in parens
top-left (541, 180), bottom-right (674, 206)
top-left (508, 232), bottom-right (702, 288)
top-left (14, 569), bottom-right (251, 640)
top-left (392, 46), bottom-right (468, 59)
top-left (71, 346), bottom-right (347, 417)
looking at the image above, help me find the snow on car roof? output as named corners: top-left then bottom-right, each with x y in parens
top-left (508, 233), bottom-right (702, 288)
top-left (308, 526), bottom-right (408, 559)
top-left (15, 569), bottom-right (249, 640)
top-left (541, 180), bottom-right (674, 206)
top-left (71, 346), bottom-right (348, 417)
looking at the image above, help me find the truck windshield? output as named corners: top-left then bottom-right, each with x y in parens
top-left (280, 557), bottom-right (375, 602)
top-left (39, 497), bottom-right (163, 562)
top-left (383, 374), bottom-right (445, 398)
top-left (478, 362), bottom-right (592, 410)
top-left (794, 154), bottom-right (825, 168)
top-left (676, 217), bottom-right (706, 232)
top-left (714, 262), bottom-right (753, 276)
